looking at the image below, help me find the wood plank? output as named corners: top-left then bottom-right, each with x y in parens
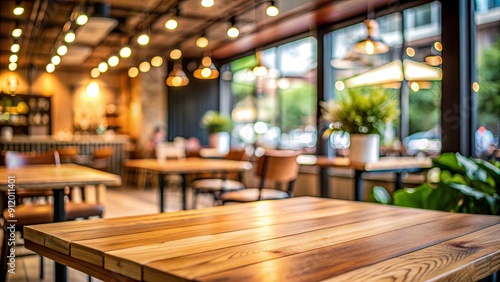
top-left (325, 224), bottom-right (500, 282)
top-left (196, 215), bottom-right (500, 281)
top-left (142, 211), bottom-right (447, 282)
top-left (296, 155), bottom-right (432, 171)
top-left (124, 158), bottom-right (253, 174)
top-left (75, 200), bottom-right (380, 268)
top-left (25, 196), bottom-right (329, 253)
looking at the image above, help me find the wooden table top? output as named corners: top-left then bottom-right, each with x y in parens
top-left (0, 164), bottom-right (121, 189)
top-left (25, 197), bottom-right (500, 282)
top-left (125, 158), bottom-right (253, 174)
top-left (297, 155), bottom-right (433, 171)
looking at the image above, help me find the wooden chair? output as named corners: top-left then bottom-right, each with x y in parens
top-left (220, 150), bottom-right (301, 204)
top-left (191, 148), bottom-right (247, 208)
top-left (0, 151), bottom-right (104, 281)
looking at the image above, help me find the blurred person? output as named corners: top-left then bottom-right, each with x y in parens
top-left (146, 125), bottom-right (166, 158)
top-left (475, 125), bottom-right (495, 159)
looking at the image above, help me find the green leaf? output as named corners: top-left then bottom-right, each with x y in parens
top-left (432, 153), bottom-right (465, 174)
top-left (372, 186), bottom-right (392, 204)
top-left (393, 184), bottom-right (434, 209)
top-left (455, 153), bottom-right (487, 182)
top-left (475, 159), bottom-right (500, 192)
top-left (446, 182), bottom-right (499, 215)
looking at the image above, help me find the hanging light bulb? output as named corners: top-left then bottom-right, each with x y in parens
top-left (46, 63), bottom-right (55, 73)
top-left (119, 46), bottom-right (132, 58)
top-left (352, 19), bottom-right (389, 55)
top-left (98, 62), bottom-right (108, 73)
top-left (90, 68), bottom-right (100, 78)
top-left (201, 0), bottom-right (214, 8)
top-left (170, 48), bottom-right (182, 60)
top-left (8, 63), bottom-right (17, 71)
top-left (194, 56), bottom-right (219, 79)
top-left (108, 55), bottom-right (120, 67)
top-left (51, 55), bottom-right (61, 65)
top-left (128, 67), bottom-right (139, 78)
top-left (139, 61), bottom-right (151, 72)
top-left (166, 64), bottom-right (189, 87)
top-left (227, 17), bottom-right (239, 38)
top-left (266, 1), bottom-right (279, 17)
top-left (57, 44), bottom-right (68, 56)
top-left (196, 33), bottom-right (209, 48)
top-left (9, 54), bottom-right (18, 63)
top-left (13, 0), bottom-right (24, 16)
top-left (64, 30), bottom-right (76, 43)
top-left (75, 6), bottom-right (89, 26)
top-left (11, 43), bottom-right (20, 53)
top-left (137, 33), bottom-right (150, 45)
top-left (151, 56), bottom-right (164, 67)
top-left (12, 27), bottom-right (22, 38)
top-left (165, 6), bottom-right (180, 30)
top-left (252, 51), bottom-right (268, 77)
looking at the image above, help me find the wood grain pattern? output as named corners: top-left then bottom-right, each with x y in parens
top-left (124, 158), bottom-right (253, 174)
top-left (0, 164), bottom-right (121, 189)
top-left (24, 197), bottom-right (500, 282)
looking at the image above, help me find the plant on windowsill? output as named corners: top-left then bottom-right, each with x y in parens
top-left (372, 152), bottom-right (500, 215)
top-left (201, 111), bottom-right (234, 151)
top-left (320, 86), bottom-right (399, 163)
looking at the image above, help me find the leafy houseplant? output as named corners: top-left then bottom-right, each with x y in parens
top-left (373, 153), bottom-right (500, 215)
top-left (201, 111), bottom-right (233, 134)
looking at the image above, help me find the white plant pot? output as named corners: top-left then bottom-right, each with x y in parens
top-left (209, 132), bottom-right (230, 153)
top-left (349, 134), bottom-right (380, 163)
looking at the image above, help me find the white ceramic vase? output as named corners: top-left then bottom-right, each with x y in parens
top-left (209, 132), bottom-right (230, 153)
top-left (349, 134), bottom-right (380, 163)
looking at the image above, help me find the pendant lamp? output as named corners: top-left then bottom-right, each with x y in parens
top-left (166, 63), bottom-right (189, 87)
top-left (352, 19), bottom-right (389, 55)
top-left (193, 56), bottom-right (219, 79)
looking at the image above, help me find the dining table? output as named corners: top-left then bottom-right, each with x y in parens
top-left (24, 196), bottom-right (500, 281)
top-left (124, 158), bottom-right (253, 211)
top-left (0, 163), bottom-right (122, 282)
top-left (297, 155), bottom-right (433, 200)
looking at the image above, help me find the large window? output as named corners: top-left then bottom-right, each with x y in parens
top-left (474, 1), bottom-right (500, 159)
top-left (221, 37), bottom-right (317, 151)
top-left (326, 2), bottom-right (442, 156)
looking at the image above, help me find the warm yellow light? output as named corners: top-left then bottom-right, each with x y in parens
top-left (75, 13), bottom-right (88, 25)
top-left (335, 81), bottom-right (345, 91)
top-left (410, 82), bottom-right (420, 92)
top-left (57, 45), bottom-right (68, 56)
top-left (108, 56), bottom-right (120, 67)
top-left (139, 61), bottom-right (151, 72)
top-left (11, 43), bottom-right (20, 53)
top-left (151, 56), bottom-right (163, 67)
top-left (406, 47), bottom-right (415, 57)
top-left (64, 31), bottom-right (76, 43)
top-left (365, 40), bottom-right (375, 55)
top-left (425, 55), bottom-right (442, 66)
top-left (8, 63), bottom-right (17, 71)
top-left (172, 76), bottom-right (182, 86)
top-left (98, 62), bottom-right (108, 73)
top-left (196, 36), bottom-right (209, 48)
top-left (227, 27), bottom-right (239, 38)
top-left (12, 28), bottom-right (22, 38)
top-left (128, 67), bottom-right (139, 78)
top-left (86, 81), bottom-right (99, 99)
top-left (165, 19), bottom-right (178, 30)
top-left (266, 3), bottom-right (279, 17)
top-left (201, 0), bottom-right (214, 7)
top-left (119, 46), bottom-right (132, 58)
top-left (253, 65), bottom-right (268, 77)
top-left (170, 49), bottom-right (182, 60)
top-left (51, 55), bottom-right (61, 65)
top-left (137, 34), bottom-right (150, 45)
top-left (90, 68), bottom-right (100, 78)
top-left (9, 54), bottom-right (18, 63)
top-left (13, 6), bottom-right (24, 16)
top-left (472, 82), bottom-right (480, 92)
top-left (46, 63), bottom-right (55, 73)
top-left (201, 67), bottom-right (212, 78)
top-left (434, 41), bottom-right (443, 52)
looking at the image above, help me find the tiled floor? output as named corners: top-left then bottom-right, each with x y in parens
top-left (5, 185), bottom-right (215, 282)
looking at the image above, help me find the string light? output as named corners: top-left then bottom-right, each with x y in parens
top-left (57, 45), bottom-right (68, 56)
top-left (13, 0), bottom-right (24, 16)
top-left (108, 55), bottom-right (120, 67)
top-left (98, 62), bottom-right (108, 73)
top-left (266, 1), bottom-right (279, 17)
top-left (227, 17), bottom-right (239, 38)
top-left (119, 46), bottom-right (132, 58)
top-left (46, 63), bottom-right (55, 73)
top-left (137, 33), bottom-right (150, 45)
top-left (170, 49), bottom-right (182, 60)
top-left (11, 43), bottom-right (20, 53)
top-left (201, 0), bottom-right (214, 8)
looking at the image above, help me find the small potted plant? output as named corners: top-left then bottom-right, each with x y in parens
top-left (201, 110), bottom-right (233, 151)
top-left (320, 86), bottom-right (399, 163)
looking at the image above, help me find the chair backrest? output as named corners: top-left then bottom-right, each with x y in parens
top-left (5, 150), bottom-right (61, 168)
top-left (57, 146), bottom-right (79, 163)
top-left (224, 148), bottom-right (247, 161)
top-left (255, 150), bottom-right (301, 197)
top-left (156, 142), bottom-right (186, 160)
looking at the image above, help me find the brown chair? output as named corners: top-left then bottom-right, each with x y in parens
top-left (57, 146), bottom-right (79, 163)
top-left (0, 151), bottom-right (104, 281)
top-left (191, 149), bottom-right (247, 208)
top-left (220, 150), bottom-right (301, 204)
top-left (90, 146), bottom-right (114, 172)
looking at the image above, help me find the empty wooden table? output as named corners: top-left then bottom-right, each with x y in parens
top-left (298, 156), bottom-right (433, 200)
top-left (124, 158), bottom-right (253, 211)
top-left (0, 163), bottom-right (121, 282)
top-left (25, 197), bottom-right (500, 282)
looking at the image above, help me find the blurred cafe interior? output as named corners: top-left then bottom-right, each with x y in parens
top-left (0, 0), bottom-right (499, 281)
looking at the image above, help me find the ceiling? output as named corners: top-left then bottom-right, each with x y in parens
top-left (0, 0), bottom-right (399, 73)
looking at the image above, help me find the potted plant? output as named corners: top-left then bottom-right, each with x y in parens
top-left (320, 86), bottom-right (399, 163)
top-left (201, 110), bottom-right (233, 151)
top-left (372, 153), bottom-right (500, 215)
